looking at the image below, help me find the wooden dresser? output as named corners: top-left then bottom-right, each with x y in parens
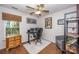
top-left (6, 35), bottom-right (21, 51)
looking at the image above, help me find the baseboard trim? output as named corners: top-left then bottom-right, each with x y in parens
top-left (41, 37), bottom-right (55, 43)
top-left (0, 48), bottom-right (6, 51)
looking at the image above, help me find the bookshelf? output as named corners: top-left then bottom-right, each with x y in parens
top-left (64, 11), bottom-right (79, 54)
top-left (66, 20), bottom-right (78, 53)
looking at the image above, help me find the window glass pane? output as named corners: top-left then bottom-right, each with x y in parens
top-left (6, 21), bottom-right (20, 37)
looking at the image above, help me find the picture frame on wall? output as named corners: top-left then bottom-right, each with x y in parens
top-left (27, 18), bottom-right (37, 24)
top-left (45, 17), bottom-right (52, 29)
top-left (57, 19), bottom-right (64, 25)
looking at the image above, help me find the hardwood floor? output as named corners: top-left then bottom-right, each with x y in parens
top-left (38, 43), bottom-right (62, 54)
top-left (0, 43), bottom-right (62, 54)
top-left (0, 45), bottom-right (29, 54)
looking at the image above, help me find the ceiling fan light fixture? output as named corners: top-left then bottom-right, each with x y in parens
top-left (35, 11), bottom-right (41, 14)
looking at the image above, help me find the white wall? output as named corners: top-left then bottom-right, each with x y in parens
top-left (37, 6), bottom-right (77, 43)
top-left (0, 6), bottom-right (38, 49)
top-left (0, 5), bottom-right (77, 49)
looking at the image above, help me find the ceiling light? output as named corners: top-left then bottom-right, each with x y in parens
top-left (35, 11), bottom-right (41, 14)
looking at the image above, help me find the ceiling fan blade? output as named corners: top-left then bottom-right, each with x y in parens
top-left (26, 6), bottom-right (35, 10)
top-left (30, 12), bottom-right (35, 15)
top-left (42, 10), bottom-right (49, 13)
top-left (37, 4), bottom-right (44, 8)
top-left (37, 4), bottom-right (44, 10)
top-left (40, 4), bottom-right (44, 8)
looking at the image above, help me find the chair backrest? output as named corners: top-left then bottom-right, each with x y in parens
top-left (37, 28), bottom-right (43, 39)
top-left (27, 28), bottom-right (43, 39)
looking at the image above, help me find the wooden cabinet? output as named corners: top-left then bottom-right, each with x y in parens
top-left (6, 35), bottom-right (21, 51)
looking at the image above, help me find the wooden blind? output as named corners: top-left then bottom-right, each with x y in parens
top-left (2, 12), bottom-right (22, 22)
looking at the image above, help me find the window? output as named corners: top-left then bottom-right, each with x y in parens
top-left (6, 21), bottom-right (20, 37)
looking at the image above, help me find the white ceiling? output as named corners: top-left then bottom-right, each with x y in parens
top-left (0, 4), bottom-right (75, 16)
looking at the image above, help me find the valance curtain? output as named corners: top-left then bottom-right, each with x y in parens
top-left (2, 12), bottom-right (22, 22)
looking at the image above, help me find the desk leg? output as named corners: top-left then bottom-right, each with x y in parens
top-left (28, 34), bottom-right (30, 44)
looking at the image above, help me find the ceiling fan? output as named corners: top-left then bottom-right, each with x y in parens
top-left (26, 4), bottom-right (49, 16)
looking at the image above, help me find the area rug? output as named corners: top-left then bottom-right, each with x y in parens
top-left (23, 39), bottom-right (51, 54)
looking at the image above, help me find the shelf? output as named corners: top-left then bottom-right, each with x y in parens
top-left (67, 39), bottom-right (77, 45)
top-left (67, 33), bottom-right (79, 38)
top-left (68, 27), bottom-right (77, 29)
top-left (66, 17), bottom-right (79, 20)
top-left (66, 20), bottom-right (78, 23)
top-left (66, 48), bottom-right (77, 54)
top-left (66, 43), bottom-right (77, 54)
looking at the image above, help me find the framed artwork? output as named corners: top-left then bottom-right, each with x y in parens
top-left (45, 17), bottom-right (52, 29)
top-left (27, 18), bottom-right (37, 24)
top-left (57, 19), bottom-right (64, 25)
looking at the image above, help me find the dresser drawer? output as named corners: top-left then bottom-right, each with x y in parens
top-left (8, 44), bottom-right (15, 48)
top-left (15, 42), bottom-right (20, 46)
top-left (8, 37), bottom-right (14, 41)
top-left (15, 36), bottom-right (21, 40)
top-left (9, 40), bottom-right (14, 44)
top-left (15, 36), bottom-right (21, 46)
top-left (15, 40), bottom-right (21, 46)
top-left (15, 40), bottom-right (21, 43)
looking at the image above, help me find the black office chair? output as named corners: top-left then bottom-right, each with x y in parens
top-left (27, 28), bottom-right (43, 44)
top-left (35, 28), bottom-right (43, 44)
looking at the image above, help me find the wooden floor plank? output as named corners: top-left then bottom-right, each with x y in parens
top-left (38, 43), bottom-right (62, 54)
top-left (0, 45), bottom-right (29, 54)
top-left (0, 43), bottom-right (61, 54)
